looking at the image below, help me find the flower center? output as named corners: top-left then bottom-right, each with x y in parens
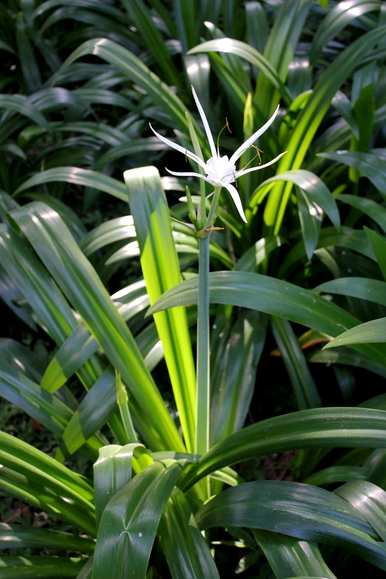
top-left (205, 155), bottom-right (236, 185)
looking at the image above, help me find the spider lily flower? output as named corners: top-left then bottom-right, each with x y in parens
top-left (150, 87), bottom-right (285, 223)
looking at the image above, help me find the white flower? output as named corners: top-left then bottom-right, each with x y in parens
top-left (150, 87), bottom-right (285, 223)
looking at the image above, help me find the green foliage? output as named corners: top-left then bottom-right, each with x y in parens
top-left (0, 0), bottom-right (386, 577)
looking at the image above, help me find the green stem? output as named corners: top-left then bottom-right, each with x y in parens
top-left (206, 186), bottom-right (222, 228)
top-left (116, 371), bottom-right (138, 442)
top-left (195, 233), bottom-right (210, 457)
top-left (194, 185), bottom-right (222, 459)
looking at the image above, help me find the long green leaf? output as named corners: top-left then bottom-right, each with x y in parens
top-left (159, 488), bottom-right (220, 579)
top-left (0, 356), bottom-right (71, 436)
top-left (263, 25), bottom-right (386, 232)
top-left (211, 311), bottom-right (267, 443)
top-left (61, 38), bottom-right (192, 131)
top-left (62, 371), bottom-right (115, 454)
top-left (15, 167), bottom-right (128, 202)
top-left (124, 167), bottom-right (196, 451)
top-left (0, 339), bottom-right (42, 382)
top-left (40, 281), bottom-right (153, 397)
top-left (0, 556), bottom-right (84, 578)
top-left (320, 150), bottom-right (386, 195)
top-left (336, 194), bottom-right (386, 232)
top-left (16, 13), bottom-right (42, 92)
top-left (249, 169), bottom-right (340, 227)
top-left (149, 270), bottom-right (386, 365)
top-left (304, 466), bottom-right (367, 487)
top-left (0, 224), bottom-right (121, 444)
top-left (11, 202), bottom-right (183, 452)
top-left (0, 431), bottom-right (95, 533)
top-left (181, 408), bottom-right (386, 487)
top-left (0, 225), bottom-right (77, 344)
top-left (0, 95), bottom-right (46, 126)
top-left (93, 443), bottom-right (143, 525)
top-left (255, 0), bottom-right (312, 115)
top-left (121, 0), bottom-right (180, 86)
top-left (337, 480), bottom-right (386, 540)
top-left (271, 317), bottom-right (320, 409)
top-left (149, 271), bottom-right (353, 335)
top-left (317, 277), bottom-right (386, 307)
top-left (92, 462), bottom-right (180, 579)
top-left (0, 524), bottom-right (94, 553)
top-left (324, 318), bottom-right (386, 348)
top-left (197, 480), bottom-right (386, 570)
top-left (254, 531), bottom-right (336, 579)
top-left (188, 38), bottom-right (288, 100)
top-left (310, 0), bottom-right (381, 63)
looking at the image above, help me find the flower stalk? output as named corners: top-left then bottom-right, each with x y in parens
top-left (151, 86), bottom-right (284, 464)
top-left (196, 231), bottom-right (210, 456)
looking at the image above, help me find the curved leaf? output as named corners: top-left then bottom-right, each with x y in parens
top-left (317, 277), bottom-right (386, 307)
top-left (41, 326), bottom-right (98, 393)
top-left (0, 556), bottom-right (84, 578)
top-left (250, 169), bottom-right (340, 227)
top-left (159, 488), bottom-right (220, 579)
top-left (211, 311), bottom-right (267, 443)
top-left (271, 317), bottom-right (320, 409)
top-left (337, 480), bottom-right (386, 540)
top-left (62, 370), bottom-right (116, 455)
top-left (0, 356), bottom-right (71, 436)
top-left (124, 166), bottom-right (196, 452)
top-left (310, 0), bottom-right (381, 63)
top-left (81, 216), bottom-right (135, 256)
top-left (336, 194), bottom-right (386, 232)
top-left (181, 408), bottom-right (386, 487)
top-left (0, 431), bottom-right (95, 533)
top-left (0, 95), bottom-right (46, 126)
top-left (264, 25), bottom-right (386, 231)
top-left (254, 531), bottom-right (336, 579)
top-left (304, 466), bottom-right (367, 487)
top-left (310, 348), bottom-right (386, 379)
top-left (15, 167), bottom-right (128, 202)
top-left (11, 202), bottom-right (183, 451)
top-left (188, 38), bottom-right (287, 98)
top-left (150, 270), bottom-right (356, 335)
top-left (325, 318), bottom-right (386, 348)
top-left (320, 150), bottom-right (386, 195)
top-left (93, 443), bottom-right (143, 525)
top-left (149, 270), bottom-right (386, 365)
top-left (0, 524), bottom-right (94, 553)
top-left (197, 480), bottom-right (386, 570)
top-left (61, 38), bottom-right (192, 131)
top-left (93, 462), bottom-right (180, 579)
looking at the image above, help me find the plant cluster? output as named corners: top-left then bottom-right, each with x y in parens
top-left (0, 1), bottom-right (386, 577)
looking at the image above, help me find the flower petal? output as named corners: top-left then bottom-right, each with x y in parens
top-left (229, 105), bottom-right (280, 164)
top-left (191, 86), bottom-right (217, 159)
top-left (224, 183), bottom-right (247, 223)
top-left (165, 167), bottom-right (211, 182)
top-left (149, 123), bottom-right (206, 169)
top-left (235, 151), bottom-right (287, 178)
